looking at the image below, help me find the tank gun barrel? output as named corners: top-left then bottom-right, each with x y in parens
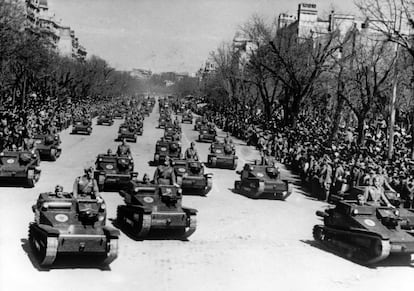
top-left (316, 210), bottom-right (329, 218)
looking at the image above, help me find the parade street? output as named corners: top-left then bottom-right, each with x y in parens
top-left (0, 107), bottom-right (412, 291)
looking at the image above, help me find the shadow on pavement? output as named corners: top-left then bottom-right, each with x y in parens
top-left (301, 239), bottom-right (414, 268)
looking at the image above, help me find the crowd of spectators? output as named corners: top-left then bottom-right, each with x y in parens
top-left (0, 95), bottom-right (108, 152)
top-left (202, 103), bottom-right (414, 208)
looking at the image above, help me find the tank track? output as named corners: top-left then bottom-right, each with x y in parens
top-left (117, 205), bottom-right (151, 238)
top-left (117, 206), bottom-right (196, 239)
top-left (28, 224), bottom-right (58, 266)
top-left (103, 237), bottom-right (119, 265)
top-left (313, 225), bottom-right (391, 264)
top-left (183, 213), bottom-right (197, 238)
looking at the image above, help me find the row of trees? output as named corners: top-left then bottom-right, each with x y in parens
top-left (200, 1), bottom-right (414, 157)
top-left (0, 1), bottom-right (142, 107)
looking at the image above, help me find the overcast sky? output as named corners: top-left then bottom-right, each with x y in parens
top-left (48, 0), bottom-right (358, 73)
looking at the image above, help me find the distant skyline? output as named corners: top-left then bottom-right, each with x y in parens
top-left (48, 0), bottom-right (358, 73)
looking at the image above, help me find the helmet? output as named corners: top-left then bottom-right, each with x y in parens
top-left (107, 148), bottom-right (113, 155)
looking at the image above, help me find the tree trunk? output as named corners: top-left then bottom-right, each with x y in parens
top-left (329, 96), bottom-right (344, 143)
top-left (356, 116), bottom-right (365, 145)
top-left (411, 113), bottom-right (414, 159)
top-left (290, 95), bottom-right (301, 128)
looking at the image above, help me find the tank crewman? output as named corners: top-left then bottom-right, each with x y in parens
top-left (361, 175), bottom-right (394, 208)
top-left (142, 173), bottom-right (151, 184)
top-left (224, 132), bottom-right (233, 145)
top-left (54, 184), bottom-right (64, 198)
top-left (107, 148), bottom-right (115, 156)
top-left (260, 150), bottom-right (275, 166)
top-left (23, 132), bottom-right (35, 151)
top-left (184, 141), bottom-right (199, 161)
top-left (172, 131), bottom-right (180, 141)
top-left (47, 122), bottom-right (58, 135)
top-left (73, 166), bottom-right (102, 202)
top-left (173, 116), bottom-right (179, 126)
top-left (117, 138), bottom-right (131, 157)
top-left (153, 157), bottom-right (177, 185)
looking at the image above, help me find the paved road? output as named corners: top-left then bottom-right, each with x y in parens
top-left (1, 104), bottom-right (413, 291)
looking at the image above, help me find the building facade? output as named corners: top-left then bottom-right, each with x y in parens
top-left (130, 69), bottom-right (152, 80)
top-left (25, 0), bottom-right (87, 60)
top-left (277, 3), bottom-right (358, 39)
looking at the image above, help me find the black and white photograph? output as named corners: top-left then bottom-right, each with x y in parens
top-left (1, 0), bottom-right (414, 290)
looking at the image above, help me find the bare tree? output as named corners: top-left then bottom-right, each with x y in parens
top-left (339, 31), bottom-right (397, 144)
top-left (356, 0), bottom-right (414, 157)
top-left (262, 26), bottom-right (342, 126)
top-left (238, 16), bottom-right (284, 124)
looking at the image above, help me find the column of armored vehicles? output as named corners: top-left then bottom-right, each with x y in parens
top-left (3, 95), bottom-right (414, 269)
top-left (0, 97), bottom-right (153, 268)
top-left (162, 96), bottom-right (414, 265)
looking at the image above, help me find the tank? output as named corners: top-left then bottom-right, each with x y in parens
top-left (194, 117), bottom-right (207, 131)
top-left (113, 110), bottom-right (124, 119)
top-left (164, 126), bottom-right (181, 141)
top-left (29, 192), bottom-right (119, 267)
top-left (313, 200), bottom-right (414, 264)
top-left (158, 114), bottom-right (171, 129)
top-left (94, 154), bottom-right (138, 191)
top-left (117, 124), bottom-right (137, 142)
top-left (135, 120), bottom-right (144, 135)
top-left (234, 162), bottom-right (292, 200)
top-left (141, 107), bottom-right (150, 116)
top-left (329, 186), bottom-right (401, 207)
top-left (165, 122), bottom-right (181, 133)
top-left (207, 142), bottom-right (237, 170)
top-left (0, 151), bottom-right (41, 187)
top-left (182, 112), bottom-right (193, 124)
top-left (71, 119), bottom-right (92, 135)
top-left (173, 160), bottom-right (213, 196)
top-left (153, 140), bottom-right (182, 165)
top-left (97, 114), bottom-right (114, 126)
top-left (136, 125), bottom-right (143, 136)
top-left (198, 126), bottom-right (217, 143)
top-left (33, 134), bottom-right (62, 161)
top-left (116, 182), bottom-right (197, 239)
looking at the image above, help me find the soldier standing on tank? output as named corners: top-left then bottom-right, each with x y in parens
top-left (184, 141), bottom-right (199, 161)
top-left (153, 157), bottom-right (177, 185)
top-left (73, 166), bottom-right (102, 202)
top-left (117, 138), bottom-right (131, 157)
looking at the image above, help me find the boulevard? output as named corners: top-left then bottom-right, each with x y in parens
top-left (0, 104), bottom-right (413, 291)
